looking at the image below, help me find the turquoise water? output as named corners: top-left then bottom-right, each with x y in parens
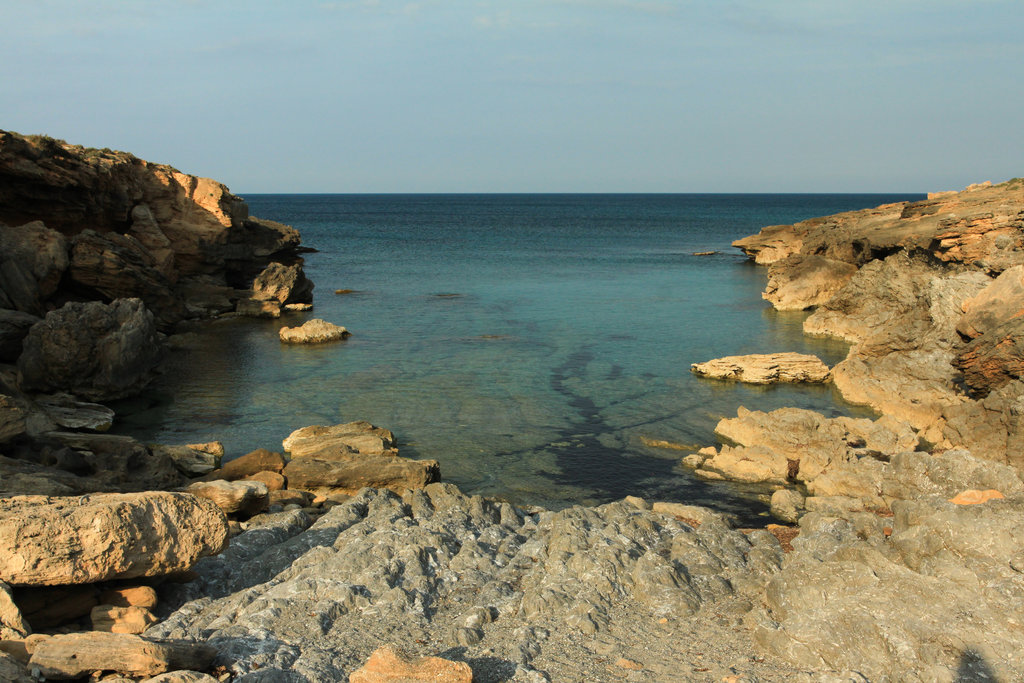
top-left (115, 193), bottom-right (920, 520)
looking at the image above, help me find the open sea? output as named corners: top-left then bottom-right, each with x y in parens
top-left (114, 193), bottom-right (921, 523)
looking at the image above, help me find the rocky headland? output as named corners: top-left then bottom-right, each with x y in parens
top-left (1, 131), bottom-right (1022, 681)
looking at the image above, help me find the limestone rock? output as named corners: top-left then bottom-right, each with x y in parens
top-left (28, 632), bottom-right (216, 680)
top-left (957, 264), bottom-right (1024, 339)
top-left (949, 489), bottom-right (1005, 505)
top-left (151, 444), bottom-right (220, 476)
top-left (91, 604), bottom-right (159, 634)
top-left (17, 298), bottom-right (162, 401)
top-left (732, 224), bottom-right (805, 264)
top-left (34, 393), bottom-right (114, 431)
top-left (279, 318), bottom-right (350, 344)
top-left (763, 255), bottom-right (858, 311)
top-left (349, 645), bottom-right (472, 683)
top-left (69, 229), bottom-right (187, 326)
top-left (244, 470), bottom-right (286, 491)
top-left (99, 585), bottom-right (159, 610)
top-left (955, 315), bottom-right (1024, 395)
top-left (0, 220), bottom-right (68, 315)
top-left (0, 581), bottom-right (29, 639)
top-left (0, 309), bottom-right (40, 362)
top-left (769, 489), bottom-right (804, 524)
top-left (42, 431), bottom-right (189, 493)
top-left (0, 492), bottom-right (228, 586)
top-left (143, 673), bottom-right (218, 683)
top-left (217, 448), bottom-right (287, 480)
top-left (691, 353), bottom-right (829, 384)
top-left (284, 421), bottom-right (397, 459)
top-left (0, 395), bottom-right (27, 444)
top-left (284, 455), bottom-right (440, 496)
top-left (235, 297), bottom-right (281, 318)
top-left (185, 480), bottom-right (269, 517)
top-left (0, 652), bottom-right (32, 683)
top-left (252, 261), bottom-right (313, 305)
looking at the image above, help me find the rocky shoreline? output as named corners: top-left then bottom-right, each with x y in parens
top-left (1, 131), bottom-right (1022, 681)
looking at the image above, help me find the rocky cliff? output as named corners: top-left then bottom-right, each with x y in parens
top-left (0, 130), bottom-right (302, 326)
top-left (735, 178), bottom-right (1024, 469)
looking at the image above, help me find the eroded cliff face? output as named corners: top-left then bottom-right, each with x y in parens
top-left (0, 130), bottom-right (301, 325)
top-left (735, 178), bottom-right (1024, 468)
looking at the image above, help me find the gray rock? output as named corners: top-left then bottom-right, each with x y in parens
top-left (0, 309), bottom-right (40, 362)
top-left (17, 298), bottom-right (162, 401)
top-left (0, 221), bottom-right (68, 315)
top-left (769, 489), bottom-right (804, 523)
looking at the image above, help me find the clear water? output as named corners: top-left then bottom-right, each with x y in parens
top-left (114, 193), bottom-right (920, 522)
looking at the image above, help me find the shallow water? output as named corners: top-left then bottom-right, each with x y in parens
top-left (114, 193), bottom-right (920, 522)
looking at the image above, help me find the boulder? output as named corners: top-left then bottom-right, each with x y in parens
top-left (235, 297), bottom-right (280, 318)
top-left (0, 652), bottom-right (32, 683)
top-left (0, 395), bottom-right (27, 444)
top-left (99, 585), bottom-right (159, 611)
top-left (284, 455), bottom-right (440, 496)
top-left (68, 230), bottom-right (187, 327)
top-left (217, 448), bottom-right (286, 480)
top-left (283, 421), bottom-right (397, 459)
top-left (34, 393), bottom-right (114, 431)
top-left (0, 581), bottom-right (29, 639)
top-left (0, 492), bottom-right (228, 586)
top-left (28, 632), bottom-right (216, 680)
top-left (150, 444), bottom-right (220, 476)
top-left (43, 431), bottom-right (188, 493)
top-left (762, 255), bottom-right (858, 311)
top-left (955, 315), bottom-right (1024, 395)
top-left (252, 261), bottom-right (313, 305)
top-left (185, 480), bottom-right (269, 517)
top-left (91, 604), bottom-right (158, 634)
top-left (0, 220), bottom-right (68, 315)
top-left (0, 309), bottom-right (40, 362)
top-left (957, 264), bottom-right (1024, 339)
top-left (279, 318), bottom-right (350, 344)
top-left (244, 470), bottom-right (286, 491)
top-left (349, 645), bottom-right (472, 683)
top-left (690, 353), bottom-right (829, 384)
top-left (17, 298), bottom-right (162, 401)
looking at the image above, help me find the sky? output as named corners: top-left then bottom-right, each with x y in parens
top-left (2, 0), bottom-right (1022, 193)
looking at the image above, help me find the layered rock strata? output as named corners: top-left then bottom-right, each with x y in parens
top-left (691, 353), bottom-right (830, 384)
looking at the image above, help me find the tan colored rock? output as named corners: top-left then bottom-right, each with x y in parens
top-left (349, 645), bottom-right (472, 683)
top-left (143, 672), bottom-right (218, 683)
top-left (733, 223), bottom-right (805, 264)
top-left (269, 489), bottom-right (313, 507)
top-left (0, 492), bottom-right (228, 586)
top-left (279, 318), bottom-right (350, 344)
top-left (91, 604), bottom-right (158, 634)
top-left (949, 489), bottom-right (1005, 505)
top-left (284, 421), bottom-right (397, 458)
top-left (285, 455), bottom-right (440, 496)
top-left (218, 448), bottom-right (287, 479)
top-left (28, 632), bottom-right (216, 680)
top-left (252, 261), bottom-right (313, 305)
top-left (99, 585), bottom-right (159, 610)
top-left (651, 502), bottom-right (723, 527)
top-left (955, 316), bottom-right (1024, 396)
top-left (763, 255), bottom-right (858, 311)
top-left (236, 298), bottom-right (281, 318)
top-left (0, 581), bottom-right (29, 639)
top-left (244, 470), bottom-right (286, 491)
top-left (696, 444), bottom-right (792, 484)
top-left (691, 352), bottom-right (830, 384)
top-left (185, 480), bottom-right (269, 517)
top-left (957, 265), bottom-right (1024, 339)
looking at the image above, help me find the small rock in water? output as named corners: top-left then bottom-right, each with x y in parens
top-left (278, 319), bottom-right (350, 344)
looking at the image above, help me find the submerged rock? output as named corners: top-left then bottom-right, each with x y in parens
top-left (691, 352), bottom-right (830, 384)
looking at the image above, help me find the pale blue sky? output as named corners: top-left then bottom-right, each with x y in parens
top-left (2, 1), bottom-right (1021, 193)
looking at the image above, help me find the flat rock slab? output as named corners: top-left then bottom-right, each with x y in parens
top-left (284, 455), bottom-right (440, 496)
top-left (284, 421), bottom-right (397, 458)
top-left (691, 353), bottom-right (830, 384)
top-left (349, 645), bottom-right (472, 682)
top-left (186, 480), bottom-right (269, 517)
top-left (0, 492), bottom-right (228, 586)
top-left (28, 632), bottom-right (216, 680)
